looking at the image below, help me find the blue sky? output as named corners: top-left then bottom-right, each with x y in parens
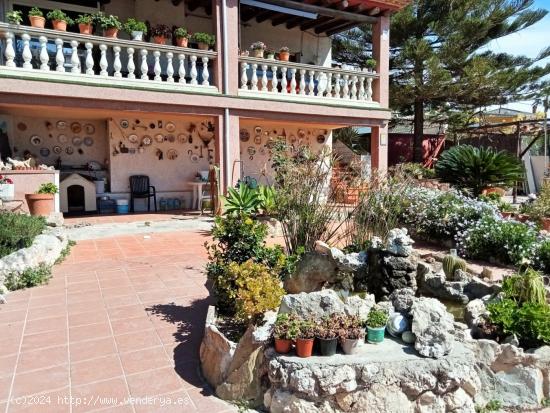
top-left (483, 0), bottom-right (550, 111)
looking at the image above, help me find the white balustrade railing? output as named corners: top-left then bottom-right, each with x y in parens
top-left (0, 23), bottom-right (217, 91)
top-left (238, 56), bottom-right (378, 105)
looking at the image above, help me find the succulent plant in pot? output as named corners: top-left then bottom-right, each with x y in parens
top-left (124, 18), bottom-right (147, 41)
top-left (337, 314), bottom-right (365, 355)
top-left (151, 24), bottom-right (172, 45)
top-left (26, 183), bottom-right (58, 217)
top-left (174, 27), bottom-right (191, 47)
top-left (295, 317), bottom-right (316, 358)
top-left (96, 13), bottom-right (122, 38)
top-left (192, 32), bottom-right (215, 50)
top-left (28, 7), bottom-right (45, 28)
top-left (46, 9), bottom-right (73, 31)
top-left (75, 14), bottom-right (94, 35)
top-left (6, 10), bottom-right (23, 25)
top-left (279, 46), bottom-right (290, 61)
top-left (250, 41), bottom-right (267, 58)
top-left (315, 316), bottom-right (338, 356)
top-left (365, 58), bottom-right (377, 71)
top-left (366, 308), bottom-right (389, 344)
top-left (266, 49), bottom-right (275, 59)
top-left (273, 313), bottom-right (298, 354)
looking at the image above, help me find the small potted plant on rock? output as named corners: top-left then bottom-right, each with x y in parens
top-left (366, 308), bottom-right (388, 344)
top-left (6, 10), bottom-right (23, 25)
top-left (278, 46), bottom-right (290, 62)
top-left (26, 182), bottom-right (57, 217)
top-left (338, 314), bottom-right (365, 355)
top-left (295, 317), bottom-right (315, 358)
top-left (273, 313), bottom-right (298, 354)
top-left (174, 27), bottom-right (191, 47)
top-left (192, 32), bottom-right (215, 50)
top-left (96, 13), bottom-right (122, 38)
top-left (75, 14), bottom-right (94, 35)
top-left (124, 18), bottom-right (147, 41)
top-left (250, 41), bottom-right (267, 58)
top-left (28, 7), bottom-right (45, 28)
top-left (46, 9), bottom-right (73, 31)
top-left (365, 58), bottom-right (377, 72)
top-left (0, 175), bottom-right (14, 201)
top-left (151, 24), bottom-right (171, 45)
top-left (315, 316), bottom-right (338, 356)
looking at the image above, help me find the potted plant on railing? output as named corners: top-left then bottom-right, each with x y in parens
top-left (7, 10), bottom-right (23, 25)
top-left (174, 27), bottom-right (191, 47)
top-left (250, 41), bottom-right (267, 58)
top-left (28, 7), bottom-right (45, 28)
top-left (0, 175), bottom-right (14, 201)
top-left (97, 13), bottom-right (122, 38)
top-left (273, 313), bottom-right (298, 354)
top-left (295, 317), bottom-right (315, 358)
top-left (278, 46), bottom-right (290, 62)
top-left (192, 32), bottom-right (215, 50)
top-left (25, 182), bottom-right (57, 217)
top-left (124, 18), bottom-right (147, 41)
top-left (75, 14), bottom-right (94, 35)
top-left (365, 58), bottom-right (377, 72)
top-left (46, 9), bottom-right (73, 32)
top-left (151, 24), bottom-right (171, 45)
top-left (266, 49), bottom-right (275, 60)
top-left (315, 316), bottom-right (338, 356)
top-left (366, 308), bottom-right (388, 344)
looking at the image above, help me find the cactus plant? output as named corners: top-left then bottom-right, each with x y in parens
top-left (442, 254), bottom-right (467, 280)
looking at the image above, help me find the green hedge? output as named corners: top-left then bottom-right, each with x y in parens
top-left (0, 212), bottom-right (46, 258)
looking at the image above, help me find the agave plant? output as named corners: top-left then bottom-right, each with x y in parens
top-left (257, 185), bottom-right (276, 216)
top-left (435, 145), bottom-right (524, 196)
top-left (222, 183), bottom-right (261, 215)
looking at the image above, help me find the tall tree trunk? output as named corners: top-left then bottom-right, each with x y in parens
top-left (413, 98), bottom-right (425, 163)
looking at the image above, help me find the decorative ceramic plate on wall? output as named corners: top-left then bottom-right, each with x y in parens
top-left (53, 146), bottom-right (62, 154)
top-left (83, 137), bottom-right (94, 147)
top-left (167, 149), bottom-right (178, 160)
top-left (177, 134), bottom-right (187, 144)
top-left (165, 122), bottom-right (176, 132)
top-left (71, 122), bottom-right (81, 134)
top-left (142, 136), bottom-right (152, 146)
top-left (167, 134), bottom-right (175, 143)
top-left (128, 134), bottom-right (139, 144)
top-left (120, 119), bottom-right (129, 128)
top-left (57, 134), bottom-right (68, 144)
top-left (190, 154), bottom-right (199, 163)
top-left (239, 129), bottom-right (250, 142)
top-left (17, 122), bottom-right (27, 131)
top-left (84, 124), bottom-right (95, 134)
top-left (39, 148), bottom-right (50, 157)
top-left (154, 134), bottom-right (164, 143)
top-left (57, 121), bottom-right (67, 130)
top-left (66, 147), bottom-right (74, 155)
top-left (316, 135), bottom-right (326, 144)
top-left (30, 135), bottom-right (42, 146)
top-left (72, 136), bottom-right (83, 146)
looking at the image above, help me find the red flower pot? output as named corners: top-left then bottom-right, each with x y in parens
top-left (295, 338), bottom-right (314, 358)
top-left (274, 338), bottom-right (292, 354)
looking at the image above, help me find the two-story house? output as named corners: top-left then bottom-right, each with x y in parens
top-left (0, 0), bottom-right (409, 213)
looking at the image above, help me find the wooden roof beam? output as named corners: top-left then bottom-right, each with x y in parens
top-left (325, 20), bottom-right (360, 35)
top-left (314, 18), bottom-right (348, 33)
top-left (256, 10), bottom-right (282, 22)
top-left (260, 0), bottom-right (378, 23)
top-left (300, 15), bottom-right (332, 30)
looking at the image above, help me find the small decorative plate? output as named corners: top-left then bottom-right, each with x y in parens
top-left (154, 134), bottom-right (164, 143)
top-left (57, 121), bottom-right (67, 130)
top-left (190, 153), bottom-right (199, 163)
top-left (247, 146), bottom-right (256, 156)
top-left (53, 146), bottom-right (62, 154)
top-left (142, 136), bottom-right (152, 146)
top-left (84, 124), bottom-right (95, 134)
top-left (240, 129), bottom-right (250, 142)
top-left (254, 126), bottom-right (262, 135)
top-left (72, 136), bottom-right (83, 146)
top-left (167, 134), bottom-right (175, 143)
top-left (316, 134), bottom-right (326, 144)
top-left (66, 147), bottom-right (74, 155)
top-left (17, 122), bottom-right (27, 131)
top-left (83, 137), bottom-right (94, 147)
top-left (128, 134), bottom-right (139, 144)
top-left (254, 135), bottom-right (262, 145)
top-left (177, 134), bottom-right (187, 144)
top-left (120, 119), bottom-right (129, 129)
top-left (165, 122), bottom-right (176, 132)
top-left (70, 122), bottom-right (81, 134)
top-left (167, 149), bottom-right (178, 160)
top-left (57, 134), bottom-right (68, 144)
top-left (30, 135), bottom-right (42, 146)
top-left (297, 129), bottom-right (306, 138)
top-left (39, 147), bottom-right (50, 157)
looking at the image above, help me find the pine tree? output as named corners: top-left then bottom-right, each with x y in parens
top-left (333, 0), bottom-right (550, 162)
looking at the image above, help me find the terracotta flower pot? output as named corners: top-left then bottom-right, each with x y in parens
top-left (176, 37), bottom-right (189, 47)
top-left (482, 187), bottom-right (506, 196)
top-left (52, 19), bottom-right (67, 31)
top-left (500, 211), bottom-right (513, 219)
top-left (29, 16), bottom-right (46, 28)
top-left (274, 338), bottom-right (292, 354)
top-left (198, 42), bottom-right (209, 50)
top-left (516, 214), bottom-right (530, 223)
top-left (295, 338), bottom-right (314, 358)
top-left (79, 23), bottom-right (93, 35)
top-left (252, 49), bottom-right (264, 58)
top-left (279, 51), bottom-right (290, 61)
top-left (541, 218), bottom-right (550, 231)
top-left (25, 193), bottom-right (54, 217)
top-left (103, 28), bottom-right (119, 38)
top-left (153, 36), bottom-right (166, 45)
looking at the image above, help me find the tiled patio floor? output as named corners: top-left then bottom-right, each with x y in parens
top-left (0, 230), bottom-right (237, 413)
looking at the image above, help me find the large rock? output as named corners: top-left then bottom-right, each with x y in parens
top-left (329, 248), bottom-right (367, 273)
top-left (464, 299), bottom-right (488, 328)
top-left (389, 288), bottom-right (417, 314)
top-left (386, 228), bottom-right (414, 257)
top-left (410, 297), bottom-right (455, 358)
top-left (284, 252), bottom-right (338, 294)
top-left (366, 250), bottom-right (417, 301)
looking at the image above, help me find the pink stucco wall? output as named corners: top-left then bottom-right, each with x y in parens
top-left (1, 170), bottom-right (60, 213)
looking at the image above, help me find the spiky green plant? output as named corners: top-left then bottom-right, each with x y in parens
top-left (503, 268), bottom-right (547, 306)
top-left (442, 254), bottom-right (467, 280)
top-left (435, 145), bottom-right (524, 196)
top-left (222, 183), bottom-right (261, 215)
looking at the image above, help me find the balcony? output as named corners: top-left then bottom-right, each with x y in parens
top-left (0, 23), bottom-right (218, 94)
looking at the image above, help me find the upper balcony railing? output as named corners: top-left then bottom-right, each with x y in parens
top-left (238, 56), bottom-right (379, 107)
top-left (0, 23), bottom-right (218, 93)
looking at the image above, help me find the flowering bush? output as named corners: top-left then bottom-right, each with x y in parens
top-left (250, 41), bottom-right (267, 51)
top-left (0, 175), bottom-right (13, 184)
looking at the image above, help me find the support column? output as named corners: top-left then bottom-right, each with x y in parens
top-left (371, 125), bottom-right (388, 174)
top-left (372, 15), bottom-right (390, 107)
top-left (213, 0), bottom-right (240, 95)
top-left (214, 111), bottom-right (241, 195)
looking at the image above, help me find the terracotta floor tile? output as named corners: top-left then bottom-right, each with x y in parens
top-left (68, 310), bottom-right (110, 328)
top-left (126, 366), bottom-right (183, 398)
top-left (67, 300), bottom-right (106, 315)
top-left (110, 316), bottom-right (155, 336)
top-left (0, 310), bottom-right (27, 324)
top-left (119, 346), bottom-right (171, 375)
top-left (67, 290), bottom-right (104, 305)
top-left (26, 304), bottom-right (67, 321)
top-left (102, 294), bottom-right (141, 309)
top-left (70, 354), bottom-right (124, 387)
top-left (17, 345), bottom-right (68, 374)
top-left (11, 364), bottom-right (69, 398)
top-left (107, 304), bottom-right (147, 321)
top-left (0, 375), bottom-right (13, 403)
top-left (71, 377), bottom-right (130, 413)
top-left (114, 330), bottom-right (162, 354)
top-left (6, 387), bottom-right (71, 413)
top-left (69, 322), bottom-right (112, 343)
top-left (69, 337), bottom-right (117, 363)
top-left (0, 354), bottom-right (17, 378)
top-left (100, 287), bottom-right (134, 300)
top-left (133, 390), bottom-right (195, 413)
top-left (67, 281), bottom-right (100, 294)
top-left (28, 295), bottom-right (66, 309)
top-left (21, 330), bottom-right (68, 353)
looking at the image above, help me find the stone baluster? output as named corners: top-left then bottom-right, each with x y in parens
top-left (280, 66), bottom-right (287, 94)
top-left (289, 68), bottom-right (297, 94)
top-left (308, 69), bottom-right (315, 96)
top-left (190, 55), bottom-right (198, 84)
top-left (299, 69), bottom-right (306, 95)
top-left (21, 33), bottom-right (32, 69)
top-left (260, 64), bottom-right (268, 92)
top-left (271, 64), bottom-right (278, 93)
top-left (326, 72), bottom-right (333, 97)
top-left (70, 40), bottom-right (80, 73)
top-left (178, 53), bottom-right (186, 84)
top-left (350, 75), bottom-right (358, 100)
top-left (342, 74), bottom-right (350, 99)
top-left (113, 46), bottom-right (121, 77)
top-left (250, 63), bottom-right (258, 91)
top-left (366, 77), bottom-right (373, 102)
top-left (140, 49), bottom-right (148, 80)
top-left (39, 36), bottom-right (49, 71)
top-left (4, 32), bottom-right (16, 67)
top-left (153, 50), bottom-right (161, 81)
top-left (99, 44), bottom-right (108, 76)
top-left (317, 72), bottom-right (327, 97)
top-left (201, 56), bottom-right (209, 86)
top-left (85, 42), bottom-right (94, 75)
top-left (127, 47), bottom-right (135, 79)
top-left (166, 52), bottom-right (174, 82)
top-left (240, 61), bottom-right (248, 89)
top-left (334, 73), bottom-right (341, 98)
top-left (358, 74), bottom-right (365, 100)
top-left (55, 38), bottom-right (65, 72)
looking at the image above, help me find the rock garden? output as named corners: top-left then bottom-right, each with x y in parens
top-left (200, 144), bottom-right (550, 412)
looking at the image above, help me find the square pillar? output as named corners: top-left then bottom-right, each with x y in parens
top-left (214, 112), bottom-right (241, 194)
top-left (212, 0), bottom-right (240, 95)
top-left (372, 15), bottom-right (390, 107)
top-left (371, 125), bottom-right (388, 174)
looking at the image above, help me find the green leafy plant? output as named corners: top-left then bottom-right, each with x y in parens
top-left (366, 308), bottom-right (389, 328)
top-left (150, 24), bottom-right (171, 38)
top-left (7, 10), bottom-right (23, 24)
top-left (475, 400), bottom-right (502, 413)
top-left (4, 264), bottom-right (51, 291)
top-left (479, 193), bottom-right (515, 214)
top-left (315, 316), bottom-right (339, 339)
top-left (365, 58), bottom-right (377, 70)
top-left (46, 9), bottom-right (73, 25)
top-left (95, 13), bottom-right (121, 30)
top-left (535, 239), bottom-right (550, 274)
top-left (192, 32), bottom-right (215, 46)
top-left (526, 182), bottom-right (550, 223)
top-left (222, 183), bottom-right (261, 215)
top-left (28, 7), bottom-right (43, 17)
top-left (0, 212), bottom-right (46, 258)
top-left (124, 18), bottom-right (147, 34)
top-left (174, 27), bottom-right (190, 39)
top-left (273, 313), bottom-right (299, 340)
top-left (55, 240), bottom-right (76, 265)
top-left (296, 318), bottom-right (316, 339)
top-left (502, 268), bottom-right (547, 306)
top-left (257, 185), bottom-right (276, 216)
top-left (442, 254), bottom-right (467, 280)
top-left (75, 14), bottom-right (94, 25)
top-left (335, 314), bottom-right (364, 340)
top-left (401, 162), bottom-right (436, 179)
top-left (37, 183), bottom-right (58, 194)
top-left (435, 145), bottom-right (524, 196)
